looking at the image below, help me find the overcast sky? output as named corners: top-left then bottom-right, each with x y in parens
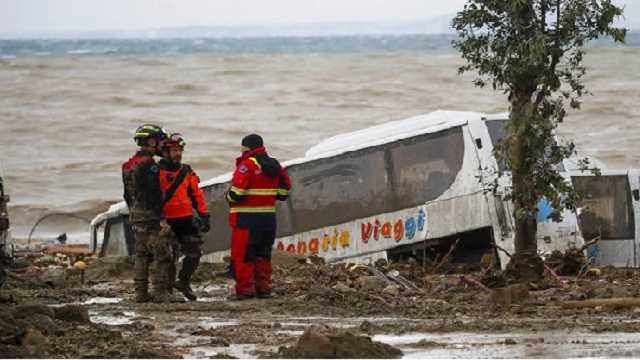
top-left (0, 0), bottom-right (636, 34)
top-left (0, 0), bottom-right (469, 33)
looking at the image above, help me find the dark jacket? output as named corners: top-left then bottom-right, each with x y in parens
top-left (122, 150), bottom-right (165, 229)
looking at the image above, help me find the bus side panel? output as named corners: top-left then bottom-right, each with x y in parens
top-left (201, 183), bottom-right (233, 255)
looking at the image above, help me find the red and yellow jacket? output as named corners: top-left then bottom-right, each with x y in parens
top-left (226, 147), bottom-right (291, 230)
top-left (158, 159), bottom-right (209, 220)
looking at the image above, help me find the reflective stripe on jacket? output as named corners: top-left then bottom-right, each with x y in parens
top-left (226, 147), bottom-right (291, 230)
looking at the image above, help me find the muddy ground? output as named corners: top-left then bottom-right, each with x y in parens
top-left (2, 251), bottom-right (640, 359)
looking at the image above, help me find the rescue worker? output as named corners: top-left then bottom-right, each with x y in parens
top-left (158, 133), bottom-right (211, 301)
top-left (225, 134), bottom-right (291, 300)
top-left (122, 124), bottom-right (185, 303)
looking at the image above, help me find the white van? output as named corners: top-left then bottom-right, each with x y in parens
top-left (92, 110), bottom-right (607, 269)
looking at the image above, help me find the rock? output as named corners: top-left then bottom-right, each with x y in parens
top-left (11, 257), bottom-right (29, 269)
top-left (504, 338), bottom-right (517, 345)
top-left (210, 353), bottom-right (238, 359)
top-left (24, 314), bottom-right (60, 336)
top-left (334, 283), bottom-right (353, 293)
top-left (39, 268), bottom-right (67, 288)
top-left (382, 285), bottom-right (400, 297)
top-left (569, 291), bottom-right (587, 301)
top-left (330, 332), bottom-right (403, 359)
top-left (359, 320), bottom-right (377, 334)
top-left (357, 276), bottom-right (387, 293)
top-left (273, 250), bottom-right (307, 267)
top-left (21, 328), bottom-right (49, 347)
top-left (402, 288), bottom-right (416, 297)
top-left (490, 284), bottom-right (530, 307)
top-left (296, 331), bottom-right (334, 358)
top-left (54, 305), bottom-right (90, 323)
top-left (0, 293), bottom-right (17, 304)
top-left (308, 324), bottom-right (331, 333)
top-left (308, 254), bottom-right (325, 265)
top-left (11, 303), bottom-right (55, 320)
top-left (374, 259), bottom-right (388, 268)
top-left (308, 284), bottom-right (331, 296)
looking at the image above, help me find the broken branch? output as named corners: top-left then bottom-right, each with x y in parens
top-left (579, 236), bottom-right (601, 253)
top-left (562, 298), bottom-right (640, 309)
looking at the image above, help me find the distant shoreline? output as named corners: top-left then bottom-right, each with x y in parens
top-left (1, 33), bottom-right (639, 58)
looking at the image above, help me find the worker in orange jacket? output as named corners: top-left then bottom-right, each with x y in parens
top-left (226, 134), bottom-right (291, 300)
top-left (158, 133), bottom-right (211, 301)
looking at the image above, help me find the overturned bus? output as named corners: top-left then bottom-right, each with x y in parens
top-left (91, 110), bottom-right (640, 269)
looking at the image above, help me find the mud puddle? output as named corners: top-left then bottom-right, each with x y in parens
top-left (374, 331), bottom-right (640, 359)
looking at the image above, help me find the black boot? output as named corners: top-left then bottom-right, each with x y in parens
top-left (175, 279), bottom-right (197, 301)
top-left (176, 256), bottom-right (200, 301)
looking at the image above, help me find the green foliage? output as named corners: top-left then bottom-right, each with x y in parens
top-left (452, 1), bottom-right (626, 247)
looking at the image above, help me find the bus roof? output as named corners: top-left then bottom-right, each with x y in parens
top-left (306, 110), bottom-right (485, 158)
top-left (199, 110), bottom-right (507, 188)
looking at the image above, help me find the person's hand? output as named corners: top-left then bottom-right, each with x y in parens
top-left (199, 213), bottom-right (211, 233)
top-left (159, 219), bottom-right (171, 236)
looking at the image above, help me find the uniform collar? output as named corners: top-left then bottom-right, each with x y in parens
top-left (135, 150), bottom-right (154, 158)
top-left (159, 158), bottom-right (182, 171)
top-left (236, 146), bottom-right (266, 165)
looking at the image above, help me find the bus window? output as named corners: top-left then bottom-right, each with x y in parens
top-left (572, 175), bottom-right (635, 240)
top-left (289, 149), bottom-right (390, 234)
top-left (486, 119), bottom-right (565, 172)
top-left (389, 128), bottom-right (464, 208)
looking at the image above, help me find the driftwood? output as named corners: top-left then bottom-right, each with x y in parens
top-left (562, 298), bottom-right (640, 309)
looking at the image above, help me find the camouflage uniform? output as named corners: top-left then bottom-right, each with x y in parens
top-left (122, 150), bottom-right (183, 303)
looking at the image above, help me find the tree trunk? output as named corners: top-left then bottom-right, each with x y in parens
top-left (507, 90), bottom-right (543, 281)
top-left (510, 92), bottom-right (539, 254)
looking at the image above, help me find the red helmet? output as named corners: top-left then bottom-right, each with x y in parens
top-left (163, 133), bottom-right (186, 149)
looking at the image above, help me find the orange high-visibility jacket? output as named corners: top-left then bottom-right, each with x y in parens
top-left (158, 159), bottom-right (209, 219)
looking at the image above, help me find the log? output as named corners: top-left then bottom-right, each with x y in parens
top-left (562, 298), bottom-right (640, 309)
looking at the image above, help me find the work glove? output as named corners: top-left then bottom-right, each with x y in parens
top-left (199, 212), bottom-right (211, 233)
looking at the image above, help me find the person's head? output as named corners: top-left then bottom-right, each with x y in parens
top-left (134, 124), bottom-right (167, 155)
top-left (162, 133), bottom-right (186, 163)
top-left (241, 134), bottom-right (263, 154)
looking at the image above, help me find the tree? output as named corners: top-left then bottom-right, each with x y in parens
top-left (452, 0), bottom-right (626, 275)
